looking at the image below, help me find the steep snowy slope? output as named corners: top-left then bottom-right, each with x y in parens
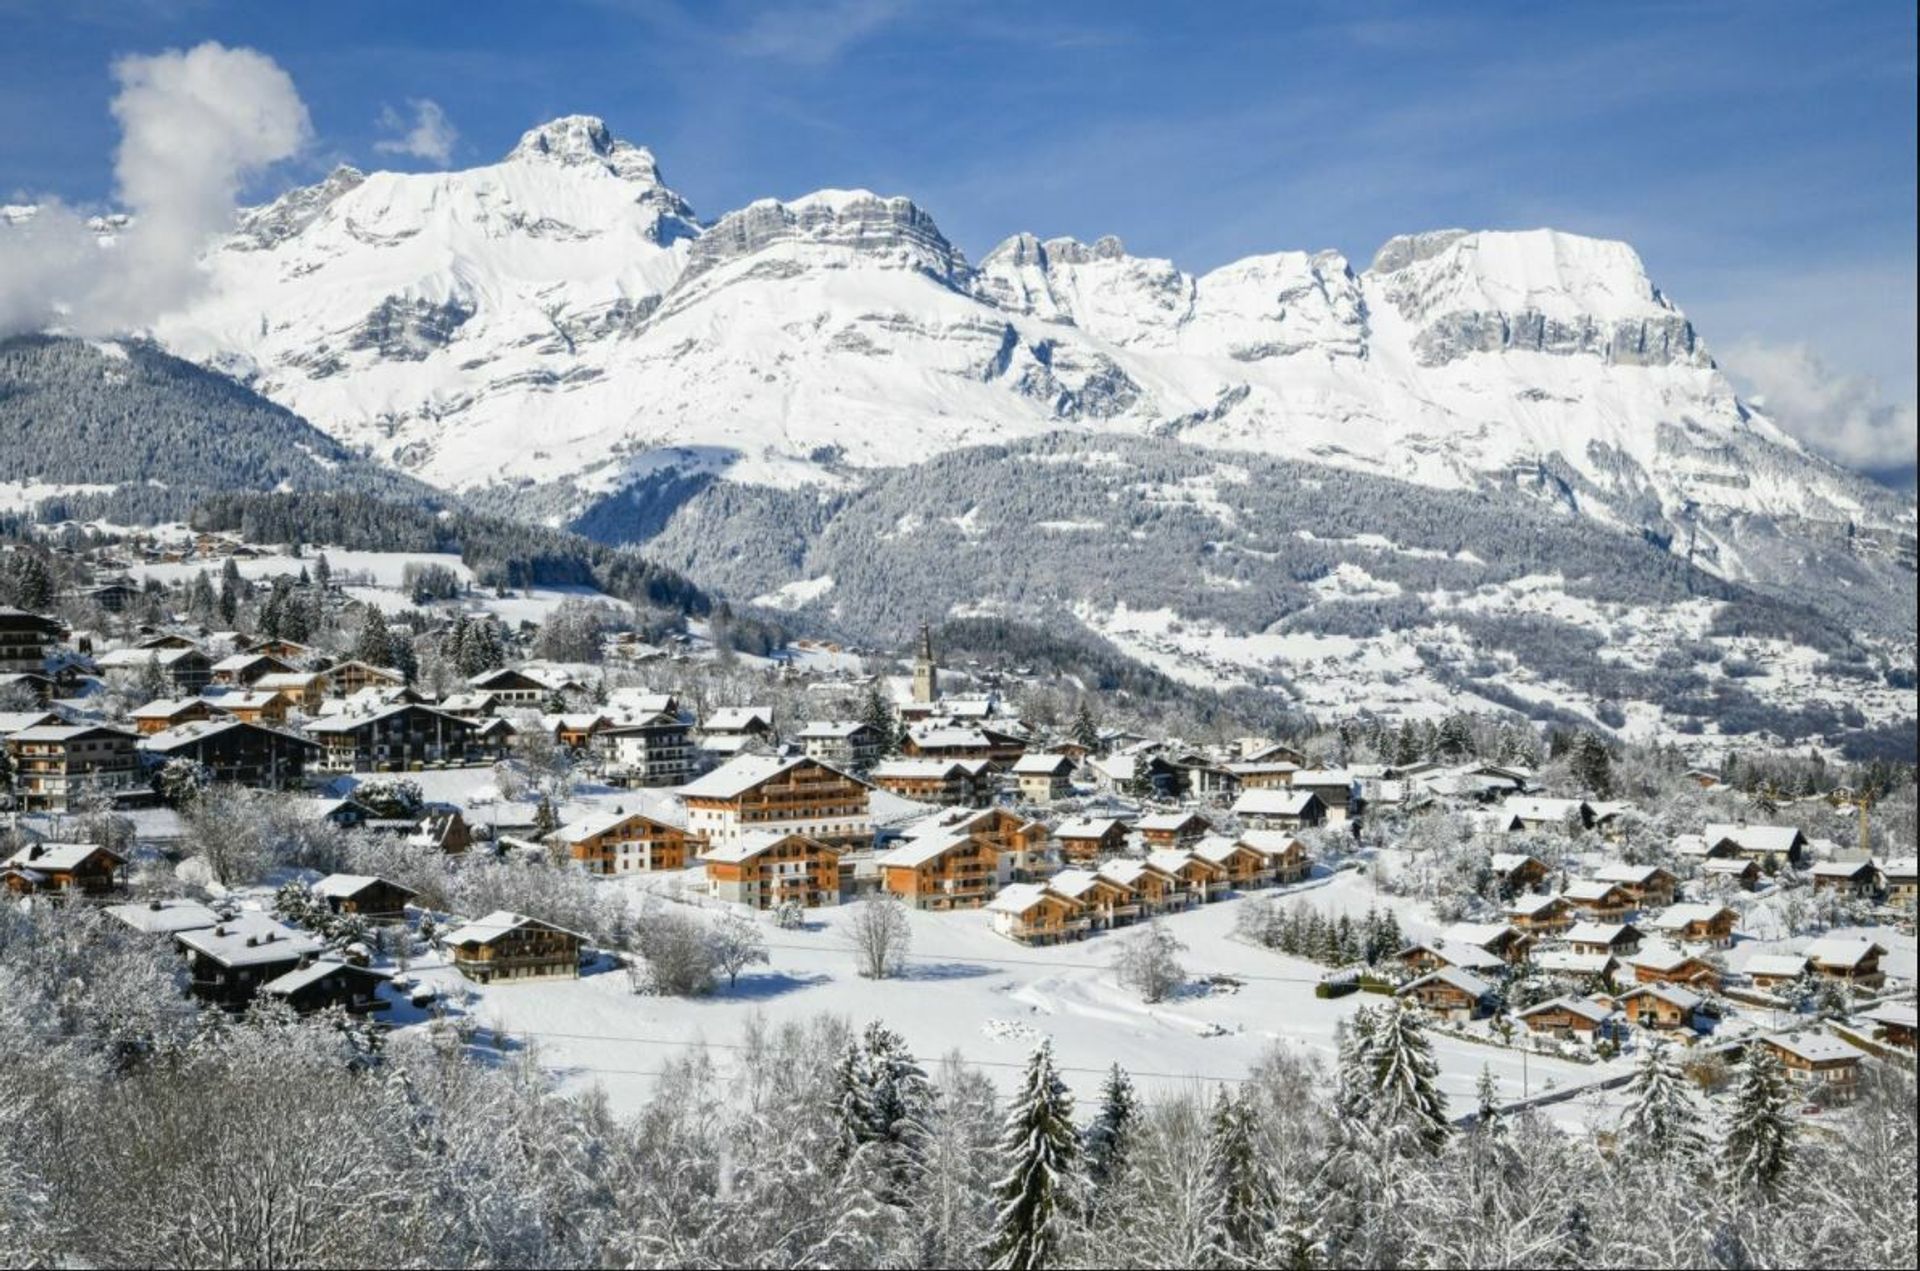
top-left (143, 117), bottom-right (1910, 608)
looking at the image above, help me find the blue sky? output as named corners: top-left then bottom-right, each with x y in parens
top-left (4, 0), bottom-right (1915, 476)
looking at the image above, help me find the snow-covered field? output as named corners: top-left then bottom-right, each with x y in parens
top-left (394, 867), bottom-right (1621, 1128)
top-left (127, 548), bottom-right (626, 626)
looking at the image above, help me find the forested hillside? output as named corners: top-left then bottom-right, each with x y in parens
top-left (0, 335), bottom-right (432, 517)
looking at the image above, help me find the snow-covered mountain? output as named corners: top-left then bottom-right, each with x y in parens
top-left (147, 116), bottom-right (1910, 604)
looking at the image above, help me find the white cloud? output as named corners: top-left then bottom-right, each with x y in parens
top-left (0, 41), bottom-right (310, 338)
top-left (731, 0), bottom-right (903, 66)
top-left (374, 98), bottom-right (458, 165)
top-left (1721, 338), bottom-right (1918, 474)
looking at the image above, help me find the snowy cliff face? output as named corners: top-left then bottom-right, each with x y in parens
top-left (148, 117), bottom-right (1911, 599)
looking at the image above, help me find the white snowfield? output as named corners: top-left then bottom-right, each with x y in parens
top-left (140, 116), bottom-right (1895, 552)
top-left (404, 867), bottom-right (1615, 1128)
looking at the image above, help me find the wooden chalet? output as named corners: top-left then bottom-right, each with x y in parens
top-left (877, 830), bottom-right (1007, 910)
top-left (139, 718), bottom-right (319, 787)
top-left (1045, 869), bottom-right (1140, 930)
top-left (1517, 995), bottom-right (1614, 1042)
top-left (1701, 822), bottom-right (1808, 868)
top-left (210, 651), bottom-right (296, 687)
top-left (1231, 788), bottom-right (1325, 831)
top-left (1762, 1033), bottom-right (1866, 1101)
top-left (1096, 859), bottom-right (1186, 915)
top-left (326, 661), bottom-right (408, 698)
top-left (310, 874), bottom-right (418, 921)
top-left (1644, 903), bottom-right (1738, 948)
top-left (2, 841), bottom-right (125, 896)
top-left (798, 720), bottom-right (887, 770)
top-left (1053, 817), bottom-right (1132, 862)
top-left (1743, 954), bottom-right (1809, 992)
top-left (5, 723), bottom-right (141, 812)
top-left (0, 606), bottom-right (62, 674)
top-left (1148, 849), bottom-right (1231, 904)
top-left (1398, 967), bottom-right (1491, 1021)
top-left (869, 757), bottom-right (986, 807)
top-left (1192, 835), bottom-right (1272, 890)
top-left (177, 915), bottom-right (327, 1008)
top-left (987, 882), bottom-right (1089, 944)
top-left (1863, 1002), bottom-right (1917, 1051)
top-left (1593, 864), bottom-right (1680, 908)
top-left (260, 959), bottom-right (391, 1015)
top-left (554, 810), bottom-right (689, 875)
top-left (304, 703), bottom-right (478, 772)
top-left (600, 711), bottom-right (697, 788)
top-left (1801, 936), bottom-right (1887, 988)
top-left (1236, 829), bottom-right (1310, 884)
top-left (680, 755), bottom-right (872, 852)
top-left (1489, 852), bottom-right (1551, 892)
top-left (1137, 811), bottom-right (1211, 849)
top-left (1561, 879), bottom-right (1636, 922)
top-left (1629, 948), bottom-right (1722, 990)
top-left (442, 911), bottom-right (587, 984)
top-left (1809, 859), bottom-right (1878, 897)
top-left (1617, 984), bottom-right (1702, 1032)
top-left (1507, 893), bottom-right (1578, 936)
top-left (130, 696), bottom-right (222, 734)
top-left (1563, 921), bottom-right (1643, 958)
top-left (701, 831), bottom-right (844, 909)
top-left (254, 670), bottom-right (331, 713)
top-left (1009, 752), bottom-right (1077, 802)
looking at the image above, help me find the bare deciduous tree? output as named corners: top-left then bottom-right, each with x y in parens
top-left (848, 892), bottom-right (912, 980)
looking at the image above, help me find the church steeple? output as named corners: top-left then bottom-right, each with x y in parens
top-left (912, 622), bottom-right (938, 704)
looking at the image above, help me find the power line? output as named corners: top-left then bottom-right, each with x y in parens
top-left (467, 1024), bottom-right (1261, 1085)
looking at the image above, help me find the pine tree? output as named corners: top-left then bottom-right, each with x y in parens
top-left (1082, 1063), bottom-right (1137, 1191)
top-left (217, 558), bottom-right (241, 625)
top-left (859, 685), bottom-right (895, 754)
top-left (1437, 713), bottom-right (1474, 761)
top-left (1364, 1000), bottom-right (1450, 1156)
top-left (1070, 699), bottom-right (1100, 753)
top-left (354, 605), bottom-right (394, 667)
top-left (985, 1040), bottom-right (1079, 1271)
top-left (1207, 1086), bottom-right (1273, 1265)
top-left (1722, 1041), bottom-right (1795, 1195)
top-left (1571, 732), bottom-right (1615, 797)
top-left (1473, 1064), bottom-right (1502, 1137)
top-left (1621, 1040), bottom-right (1704, 1164)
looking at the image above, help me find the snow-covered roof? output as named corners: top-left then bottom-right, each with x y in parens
top-left (1045, 869), bottom-right (1108, 900)
top-left (1232, 789), bottom-right (1319, 816)
top-left (1703, 823), bottom-right (1803, 854)
top-left (1439, 921), bottom-right (1517, 950)
top-left (4, 841), bottom-right (123, 871)
top-left (798, 720), bottom-right (873, 739)
top-left (1810, 860), bottom-right (1875, 878)
top-left (986, 882), bottom-right (1057, 915)
top-left (1490, 852), bottom-right (1544, 875)
top-left (1563, 879), bottom-right (1628, 903)
top-left (1531, 949), bottom-right (1616, 976)
top-left (441, 909), bottom-right (587, 947)
top-left (876, 831), bottom-right (973, 868)
top-left (104, 897), bottom-right (221, 935)
top-left (1620, 983), bottom-right (1702, 1011)
top-left (1742, 954), bottom-right (1808, 978)
top-left (1766, 1032), bottom-right (1865, 1065)
top-left (1055, 817), bottom-right (1129, 839)
top-left (1010, 752), bottom-right (1075, 776)
top-left (1564, 921), bottom-right (1636, 946)
top-left (1137, 811), bottom-right (1209, 833)
top-left (1234, 829), bottom-right (1305, 856)
top-left (1502, 795), bottom-right (1588, 822)
top-left (1507, 893), bottom-right (1568, 918)
top-left (1644, 903), bottom-right (1734, 932)
top-left (177, 914), bottom-right (324, 967)
top-left (678, 754), bottom-right (806, 799)
top-left (311, 873), bottom-right (415, 901)
top-left (261, 958), bottom-right (390, 997)
top-left (1800, 936), bottom-right (1885, 968)
top-left (1595, 863), bottom-right (1669, 885)
top-left (871, 758), bottom-right (971, 780)
top-left (1401, 967), bottom-right (1491, 998)
top-left (1519, 995), bottom-right (1612, 1024)
top-left (705, 706), bottom-right (773, 732)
